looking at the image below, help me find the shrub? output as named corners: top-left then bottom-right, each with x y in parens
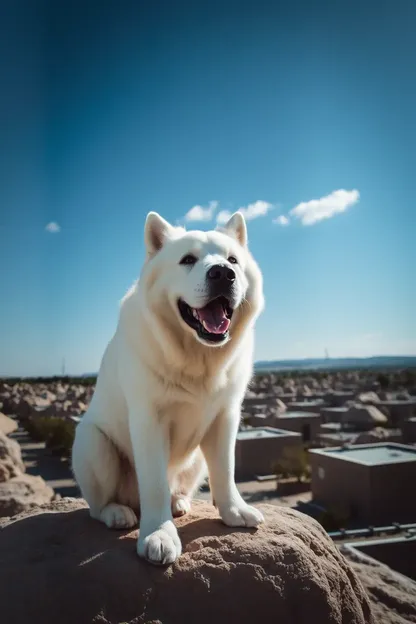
top-left (24, 416), bottom-right (76, 457)
top-left (316, 504), bottom-right (351, 531)
top-left (273, 446), bottom-right (311, 483)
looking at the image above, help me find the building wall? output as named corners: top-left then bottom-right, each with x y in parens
top-left (325, 392), bottom-right (355, 407)
top-left (275, 415), bottom-right (321, 442)
top-left (318, 433), bottom-right (356, 447)
top-left (379, 402), bottom-right (416, 427)
top-left (321, 408), bottom-right (348, 424)
top-left (403, 418), bottom-right (416, 443)
top-left (369, 461), bottom-right (416, 524)
top-left (235, 431), bottom-right (301, 480)
top-left (310, 448), bottom-right (416, 525)
top-left (309, 453), bottom-right (371, 522)
top-left (287, 402), bottom-right (325, 414)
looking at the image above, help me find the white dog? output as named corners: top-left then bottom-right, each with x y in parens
top-left (71, 210), bottom-right (265, 565)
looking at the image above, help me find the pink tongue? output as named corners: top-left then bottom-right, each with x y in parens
top-left (197, 301), bottom-right (230, 334)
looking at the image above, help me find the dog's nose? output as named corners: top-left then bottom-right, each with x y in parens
top-left (207, 264), bottom-right (235, 282)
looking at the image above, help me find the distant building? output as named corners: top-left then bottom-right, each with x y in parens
top-left (324, 390), bottom-right (356, 407)
top-left (242, 395), bottom-right (287, 412)
top-left (287, 400), bottom-right (325, 414)
top-left (321, 407), bottom-right (349, 424)
top-left (318, 431), bottom-right (359, 447)
top-left (318, 428), bottom-right (402, 447)
top-left (403, 417), bottom-right (416, 444)
top-left (321, 405), bottom-right (387, 431)
top-left (377, 400), bottom-right (416, 428)
top-left (309, 443), bottom-right (416, 525)
top-left (235, 427), bottom-right (302, 480)
top-left (344, 405), bottom-right (388, 431)
top-left (274, 411), bottom-right (321, 443)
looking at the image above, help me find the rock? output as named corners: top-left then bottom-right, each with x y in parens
top-left (0, 394), bottom-right (20, 415)
top-left (342, 545), bottom-right (416, 624)
top-left (0, 412), bottom-right (18, 435)
top-left (39, 390), bottom-right (57, 402)
top-left (0, 473), bottom-right (54, 517)
top-left (345, 405), bottom-right (388, 427)
top-left (0, 431), bottom-right (25, 482)
top-left (275, 397), bottom-right (287, 413)
top-left (396, 390), bottom-right (411, 401)
top-left (0, 499), bottom-right (374, 624)
top-left (352, 427), bottom-right (401, 445)
top-left (357, 391), bottom-right (380, 404)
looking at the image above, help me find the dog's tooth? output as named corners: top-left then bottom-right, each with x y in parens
top-left (201, 320), bottom-right (208, 331)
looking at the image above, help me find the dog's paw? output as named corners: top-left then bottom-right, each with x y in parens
top-left (220, 503), bottom-right (264, 528)
top-left (171, 495), bottom-right (191, 517)
top-left (99, 503), bottom-right (138, 529)
top-left (137, 520), bottom-right (182, 565)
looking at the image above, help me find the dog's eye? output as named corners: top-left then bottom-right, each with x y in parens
top-left (180, 254), bottom-right (197, 265)
top-left (228, 256), bottom-right (238, 264)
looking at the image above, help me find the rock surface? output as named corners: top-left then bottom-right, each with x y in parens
top-left (0, 499), bottom-right (375, 624)
top-left (353, 427), bottom-right (402, 445)
top-left (0, 412), bottom-right (18, 435)
top-left (0, 430), bottom-right (54, 516)
top-left (0, 473), bottom-right (54, 517)
top-left (342, 544), bottom-right (416, 624)
top-left (0, 430), bottom-right (25, 482)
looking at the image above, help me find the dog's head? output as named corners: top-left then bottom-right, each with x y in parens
top-left (140, 211), bottom-right (264, 347)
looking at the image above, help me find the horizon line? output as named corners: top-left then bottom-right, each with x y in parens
top-left (1, 354), bottom-right (415, 379)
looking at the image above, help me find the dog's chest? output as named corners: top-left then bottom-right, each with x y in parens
top-left (167, 396), bottom-right (220, 461)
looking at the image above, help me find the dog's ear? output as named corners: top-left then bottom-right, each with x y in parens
top-left (144, 212), bottom-right (176, 256)
top-left (221, 211), bottom-right (247, 247)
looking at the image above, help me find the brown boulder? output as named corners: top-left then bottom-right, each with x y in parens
top-left (342, 544), bottom-right (416, 624)
top-left (0, 412), bottom-right (18, 435)
top-left (0, 431), bottom-right (25, 482)
top-left (0, 394), bottom-right (20, 415)
top-left (357, 391), bottom-right (380, 404)
top-left (345, 405), bottom-right (388, 427)
top-left (0, 499), bottom-right (374, 624)
top-left (0, 473), bottom-right (54, 517)
top-left (352, 427), bottom-right (402, 445)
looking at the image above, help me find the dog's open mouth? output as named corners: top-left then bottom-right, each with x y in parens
top-left (178, 296), bottom-right (233, 343)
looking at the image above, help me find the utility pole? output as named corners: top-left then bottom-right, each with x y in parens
top-left (62, 357), bottom-right (66, 376)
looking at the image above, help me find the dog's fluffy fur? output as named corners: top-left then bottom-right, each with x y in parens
top-left (71, 211), bottom-right (265, 565)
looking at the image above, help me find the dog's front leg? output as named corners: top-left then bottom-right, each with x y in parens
top-left (128, 408), bottom-right (181, 565)
top-left (201, 408), bottom-right (264, 528)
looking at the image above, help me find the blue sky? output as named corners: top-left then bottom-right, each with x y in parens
top-left (1, 0), bottom-right (415, 376)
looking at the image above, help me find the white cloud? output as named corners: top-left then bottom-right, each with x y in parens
top-left (273, 215), bottom-right (290, 226)
top-left (216, 210), bottom-right (233, 225)
top-left (184, 200), bottom-right (218, 222)
top-left (290, 189), bottom-right (360, 226)
top-left (216, 200), bottom-right (273, 225)
top-left (240, 200), bottom-right (273, 221)
top-left (45, 222), bottom-right (61, 233)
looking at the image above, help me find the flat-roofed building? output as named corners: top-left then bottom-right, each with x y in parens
top-left (321, 407), bottom-right (349, 423)
top-left (274, 411), bottom-right (321, 443)
top-left (309, 443), bottom-right (416, 525)
top-left (377, 399), bottom-right (416, 427)
top-left (324, 390), bottom-right (356, 407)
top-left (235, 427), bottom-right (302, 480)
top-left (318, 431), bottom-right (359, 447)
top-left (287, 400), bottom-right (326, 414)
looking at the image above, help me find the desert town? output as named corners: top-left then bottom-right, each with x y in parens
top-left (1, 368), bottom-right (416, 622)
